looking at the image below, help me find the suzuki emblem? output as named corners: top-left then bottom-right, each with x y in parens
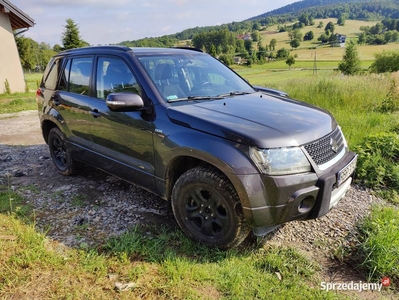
top-left (330, 138), bottom-right (339, 153)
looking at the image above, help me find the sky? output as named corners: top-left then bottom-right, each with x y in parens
top-left (11, 0), bottom-right (297, 47)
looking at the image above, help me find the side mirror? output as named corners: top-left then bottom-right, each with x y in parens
top-left (106, 93), bottom-right (144, 112)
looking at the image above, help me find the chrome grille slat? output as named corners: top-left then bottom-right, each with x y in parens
top-left (304, 127), bottom-right (345, 167)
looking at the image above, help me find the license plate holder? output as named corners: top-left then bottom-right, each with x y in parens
top-left (337, 155), bottom-right (358, 187)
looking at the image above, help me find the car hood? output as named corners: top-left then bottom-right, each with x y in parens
top-left (166, 92), bottom-right (337, 148)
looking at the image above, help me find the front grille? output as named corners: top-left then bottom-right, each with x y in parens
top-left (303, 127), bottom-right (345, 167)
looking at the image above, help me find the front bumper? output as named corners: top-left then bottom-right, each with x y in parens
top-left (239, 151), bottom-right (357, 235)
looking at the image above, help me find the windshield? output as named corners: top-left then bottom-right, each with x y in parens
top-left (137, 52), bottom-right (254, 102)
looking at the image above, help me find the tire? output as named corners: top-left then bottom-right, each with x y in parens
top-left (48, 127), bottom-right (79, 175)
top-left (171, 166), bottom-right (250, 249)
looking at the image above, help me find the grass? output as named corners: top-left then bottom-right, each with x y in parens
top-left (1, 214), bottom-right (342, 299)
top-left (0, 73), bottom-right (39, 114)
top-left (0, 94), bottom-right (36, 114)
top-left (356, 206), bottom-right (399, 289)
top-left (24, 73), bottom-right (42, 91)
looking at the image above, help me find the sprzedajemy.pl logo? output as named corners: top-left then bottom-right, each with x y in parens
top-left (321, 277), bottom-right (391, 292)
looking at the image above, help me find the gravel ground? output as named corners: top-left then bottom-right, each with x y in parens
top-left (0, 110), bottom-right (391, 297)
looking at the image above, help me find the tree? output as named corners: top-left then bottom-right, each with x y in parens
top-left (269, 38), bottom-right (277, 51)
top-left (15, 36), bottom-right (38, 70)
top-left (304, 31), bottom-right (314, 41)
top-left (209, 44), bottom-right (217, 57)
top-left (286, 56), bottom-right (296, 70)
top-left (318, 33), bottom-right (329, 43)
top-left (62, 18), bottom-right (86, 50)
top-left (317, 21), bottom-right (324, 28)
top-left (290, 39), bottom-right (301, 50)
top-left (358, 32), bottom-right (367, 45)
top-left (288, 29), bottom-right (303, 42)
top-left (251, 31), bottom-right (260, 42)
top-left (38, 42), bottom-right (56, 71)
top-left (325, 22), bottom-right (335, 35)
top-left (338, 43), bottom-right (361, 75)
top-left (252, 22), bottom-right (261, 31)
top-left (329, 33), bottom-right (338, 44)
top-left (370, 50), bottom-right (399, 73)
top-left (298, 14), bottom-right (310, 26)
top-left (338, 15), bottom-right (346, 26)
top-left (244, 39), bottom-right (253, 53)
top-left (276, 48), bottom-right (289, 60)
top-left (53, 44), bottom-right (63, 53)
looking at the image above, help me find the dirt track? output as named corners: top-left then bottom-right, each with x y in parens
top-left (0, 110), bottom-right (44, 146)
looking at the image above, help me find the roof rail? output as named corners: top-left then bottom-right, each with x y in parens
top-left (171, 47), bottom-right (203, 53)
top-left (61, 45), bottom-right (131, 54)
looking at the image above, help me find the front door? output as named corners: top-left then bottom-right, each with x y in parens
top-left (87, 56), bottom-right (155, 190)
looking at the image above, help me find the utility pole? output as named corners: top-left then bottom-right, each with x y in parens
top-left (313, 50), bottom-right (318, 75)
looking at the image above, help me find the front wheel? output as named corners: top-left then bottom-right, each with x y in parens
top-left (48, 127), bottom-right (79, 175)
top-left (171, 166), bottom-right (250, 249)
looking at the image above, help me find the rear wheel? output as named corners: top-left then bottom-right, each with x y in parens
top-left (171, 166), bottom-right (250, 249)
top-left (48, 127), bottom-right (79, 175)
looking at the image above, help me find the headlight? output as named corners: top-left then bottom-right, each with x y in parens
top-left (249, 147), bottom-right (311, 175)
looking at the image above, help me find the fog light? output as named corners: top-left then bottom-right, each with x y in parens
top-left (298, 196), bottom-right (315, 214)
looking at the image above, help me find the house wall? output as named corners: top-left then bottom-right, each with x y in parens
top-left (0, 12), bottom-right (26, 93)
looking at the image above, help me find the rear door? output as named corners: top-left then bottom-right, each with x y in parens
top-left (86, 55), bottom-right (156, 190)
top-left (51, 56), bottom-right (94, 149)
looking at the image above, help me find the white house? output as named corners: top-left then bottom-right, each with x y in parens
top-left (0, 0), bottom-right (34, 93)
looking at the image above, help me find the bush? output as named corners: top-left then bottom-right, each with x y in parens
top-left (376, 75), bottom-right (399, 113)
top-left (4, 79), bottom-right (11, 94)
top-left (354, 133), bottom-right (399, 191)
top-left (370, 50), bottom-right (399, 73)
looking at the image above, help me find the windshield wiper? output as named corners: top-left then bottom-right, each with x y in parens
top-left (167, 95), bottom-right (225, 103)
top-left (217, 91), bottom-right (252, 97)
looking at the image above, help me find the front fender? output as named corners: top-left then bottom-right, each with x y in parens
top-left (154, 130), bottom-right (259, 209)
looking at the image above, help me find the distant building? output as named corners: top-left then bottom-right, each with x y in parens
top-left (0, 0), bottom-right (35, 93)
top-left (336, 34), bottom-right (347, 47)
top-left (237, 34), bottom-right (251, 40)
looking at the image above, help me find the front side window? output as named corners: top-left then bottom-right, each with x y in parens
top-left (137, 53), bottom-right (254, 102)
top-left (96, 57), bottom-right (140, 100)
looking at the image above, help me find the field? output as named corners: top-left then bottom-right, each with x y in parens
top-left (258, 18), bottom-right (399, 66)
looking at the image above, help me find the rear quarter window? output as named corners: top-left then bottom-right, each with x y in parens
top-left (43, 59), bottom-right (60, 90)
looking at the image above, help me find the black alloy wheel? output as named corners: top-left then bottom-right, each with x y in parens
top-left (172, 166), bottom-right (250, 249)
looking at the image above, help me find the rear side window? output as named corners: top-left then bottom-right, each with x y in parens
top-left (59, 57), bottom-right (93, 96)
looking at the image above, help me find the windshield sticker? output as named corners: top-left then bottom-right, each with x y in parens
top-left (167, 95), bottom-right (179, 100)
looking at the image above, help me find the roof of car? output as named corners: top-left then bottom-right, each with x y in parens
top-left (58, 46), bottom-right (203, 56)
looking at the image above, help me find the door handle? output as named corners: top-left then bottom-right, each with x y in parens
top-left (90, 109), bottom-right (101, 118)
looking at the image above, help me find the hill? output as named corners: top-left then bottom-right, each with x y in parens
top-left (250, 0), bottom-right (376, 19)
top-left (249, 0), bottom-right (399, 22)
top-left (119, 0), bottom-right (399, 48)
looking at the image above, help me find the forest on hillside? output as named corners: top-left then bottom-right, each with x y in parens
top-left (119, 0), bottom-right (399, 48)
top-left (251, 0), bottom-right (393, 19)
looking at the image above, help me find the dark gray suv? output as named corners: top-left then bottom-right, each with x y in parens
top-left (37, 46), bottom-right (357, 248)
